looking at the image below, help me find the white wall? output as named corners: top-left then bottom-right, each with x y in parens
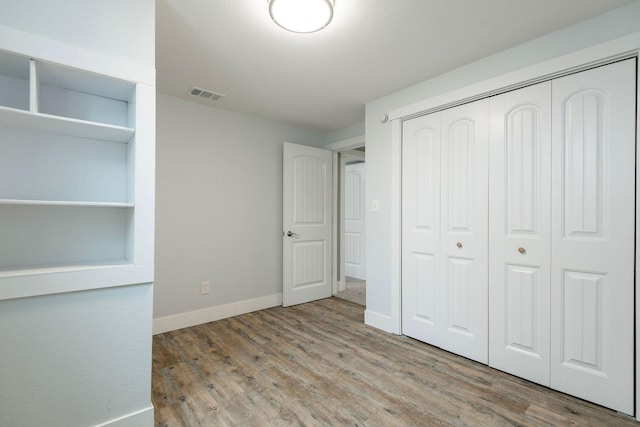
top-left (154, 94), bottom-right (324, 331)
top-left (0, 286), bottom-right (153, 426)
top-left (0, 1), bottom-right (156, 426)
top-left (364, 1), bottom-right (640, 329)
top-left (0, 0), bottom-right (154, 68)
top-left (324, 121), bottom-right (365, 145)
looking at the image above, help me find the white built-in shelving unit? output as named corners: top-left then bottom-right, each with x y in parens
top-left (0, 48), bottom-right (155, 300)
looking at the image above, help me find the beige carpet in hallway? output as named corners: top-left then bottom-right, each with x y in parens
top-left (335, 276), bottom-right (365, 306)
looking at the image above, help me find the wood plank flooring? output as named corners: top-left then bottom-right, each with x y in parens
top-left (152, 298), bottom-right (636, 426)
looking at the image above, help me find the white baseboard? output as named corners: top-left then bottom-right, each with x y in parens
top-left (364, 309), bottom-right (394, 334)
top-left (153, 293), bottom-right (283, 334)
top-left (94, 405), bottom-right (154, 427)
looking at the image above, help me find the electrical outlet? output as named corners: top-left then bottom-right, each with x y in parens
top-left (201, 281), bottom-right (210, 295)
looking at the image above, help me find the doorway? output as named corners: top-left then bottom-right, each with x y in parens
top-left (335, 147), bottom-right (366, 306)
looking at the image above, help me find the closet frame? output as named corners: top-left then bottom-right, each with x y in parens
top-left (387, 32), bottom-right (640, 420)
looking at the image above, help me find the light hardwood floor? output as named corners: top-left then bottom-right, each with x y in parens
top-left (152, 298), bottom-right (636, 426)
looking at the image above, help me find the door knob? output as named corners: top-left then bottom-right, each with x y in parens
top-left (456, 242), bottom-right (462, 248)
top-left (518, 247), bottom-right (526, 254)
top-left (286, 231), bottom-right (299, 237)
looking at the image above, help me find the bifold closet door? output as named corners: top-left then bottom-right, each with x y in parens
top-left (488, 82), bottom-right (552, 385)
top-left (440, 100), bottom-right (489, 363)
top-left (550, 59), bottom-right (636, 415)
top-left (404, 58), bottom-right (635, 414)
top-left (402, 99), bottom-right (489, 364)
top-left (402, 112), bottom-right (442, 347)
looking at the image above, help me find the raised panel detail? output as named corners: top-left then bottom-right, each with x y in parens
top-left (345, 173), bottom-right (362, 221)
top-left (293, 156), bottom-right (326, 225)
top-left (561, 270), bottom-right (603, 373)
top-left (414, 128), bottom-right (437, 229)
top-left (506, 106), bottom-right (538, 235)
top-left (562, 91), bottom-right (603, 238)
top-left (344, 232), bottom-right (362, 265)
top-left (402, 113), bottom-right (442, 347)
top-left (448, 257), bottom-right (472, 334)
top-left (292, 240), bottom-right (325, 288)
top-left (505, 265), bottom-right (538, 355)
top-left (447, 120), bottom-right (473, 231)
top-left (414, 253), bottom-right (436, 323)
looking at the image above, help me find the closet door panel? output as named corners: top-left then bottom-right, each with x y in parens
top-left (401, 113), bottom-right (442, 345)
top-left (440, 99), bottom-right (489, 364)
top-left (488, 82), bottom-right (551, 385)
top-left (550, 59), bottom-right (635, 415)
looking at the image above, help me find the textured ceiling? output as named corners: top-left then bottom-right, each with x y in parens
top-left (156, 0), bottom-right (634, 133)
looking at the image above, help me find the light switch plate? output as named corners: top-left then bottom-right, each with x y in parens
top-left (201, 281), bottom-right (210, 295)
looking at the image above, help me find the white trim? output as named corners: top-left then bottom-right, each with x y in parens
top-left (325, 134), bottom-right (365, 152)
top-left (636, 54), bottom-right (640, 423)
top-left (153, 293), bottom-right (283, 334)
top-left (390, 32), bottom-right (640, 121)
top-left (342, 150), bottom-right (366, 162)
top-left (390, 119), bottom-right (402, 335)
top-left (388, 31), bottom-right (640, 418)
top-left (327, 134), bottom-right (366, 297)
top-left (337, 153), bottom-right (347, 292)
top-left (340, 150), bottom-right (366, 290)
top-left (364, 309), bottom-right (393, 333)
top-left (94, 406), bottom-right (154, 427)
top-left (0, 24), bottom-right (155, 85)
top-left (332, 151), bottom-right (340, 295)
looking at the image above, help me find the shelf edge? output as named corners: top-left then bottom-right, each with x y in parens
top-left (0, 264), bottom-right (154, 301)
top-left (0, 105), bottom-right (134, 143)
top-left (0, 199), bottom-right (134, 207)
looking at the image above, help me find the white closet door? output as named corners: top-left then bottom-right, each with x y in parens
top-left (488, 82), bottom-right (552, 385)
top-left (440, 99), bottom-right (489, 364)
top-left (402, 113), bottom-right (442, 346)
top-left (550, 59), bottom-right (636, 415)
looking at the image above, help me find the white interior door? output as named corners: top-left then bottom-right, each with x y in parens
top-left (282, 142), bottom-right (333, 307)
top-left (488, 81), bottom-right (552, 385)
top-left (439, 99), bottom-right (489, 364)
top-left (550, 59), bottom-right (636, 415)
top-left (402, 112), bottom-right (442, 347)
top-left (344, 162), bottom-right (365, 280)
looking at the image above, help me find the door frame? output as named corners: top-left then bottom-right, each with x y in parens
top-left (386, 32), bottom-right (640, 419)
top-left (341, 152), bottom-right (365, 285)
top-left (325, 135), bottom-right (366, 296)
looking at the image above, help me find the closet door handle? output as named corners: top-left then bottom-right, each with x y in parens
top-left (456, 242), bottom-right (462, 248)
top-left (517, 247), bottom-right (526, 254)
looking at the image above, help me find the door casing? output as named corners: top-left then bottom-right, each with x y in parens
top-left (325, 136), bottom-right (366, 296)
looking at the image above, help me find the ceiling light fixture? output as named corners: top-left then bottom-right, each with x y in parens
top-left (268, 0), bottom-right (334, 34)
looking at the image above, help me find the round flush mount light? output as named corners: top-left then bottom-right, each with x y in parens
top-left (269, 0), bottom-right (334, 33)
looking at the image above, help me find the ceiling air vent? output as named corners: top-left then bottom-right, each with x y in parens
top-left (189, 86), bottom-right (225, 101)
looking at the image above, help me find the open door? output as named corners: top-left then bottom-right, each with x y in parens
top-left (283, 142), bottom-right (333, 307)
